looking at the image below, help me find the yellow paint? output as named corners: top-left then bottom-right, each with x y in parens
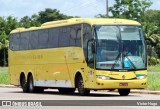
top-left (9, 18), bottom-right (146, 90)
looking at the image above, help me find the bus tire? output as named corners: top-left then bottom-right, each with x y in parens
top-left (20, 74), bottom-right (28, 93)
top-left (118, 89), bottom-right (130, 96)
top-left (58, 88), bottom-right (76, 94)
top-left (77, 75), bottom-right (90, 96)
top-left (28, 75), bottom-right (36, 93)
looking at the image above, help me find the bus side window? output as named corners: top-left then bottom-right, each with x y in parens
top-left (70, 24), bottom-right (82, 47)
top-left (19, 32), bottom-right (29, 50)
top-left (29, 31), bottom-right (39, 49)
top-left (70, 25), bottom-right (76, 46)
top-left (83, 24), bottom-right (92, 60)
top-left (75, 25), bottom-right (82, 47)
top-left (59, 27), bottom-right (70, 47)
top-left (48, 28), bottom-right (59, 48)
top-left (11, 33), bottom-right (20, 51)
top-left (38, 29), bottom-right (49, 49)
top-left (88, 41), bottom-right (94, 68)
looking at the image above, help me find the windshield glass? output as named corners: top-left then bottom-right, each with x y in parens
top-left (94, 25), bottom-right (146, 70)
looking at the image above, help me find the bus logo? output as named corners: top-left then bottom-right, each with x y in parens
top-left (122, 75), bottom-right (125, 79)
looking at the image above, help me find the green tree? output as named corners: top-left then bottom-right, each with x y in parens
top-left (5, 16), bottom-right (19, 35)
top-left (0, 31), bottom-right (8, 66)
top-left (19, 14), bottom-right (41, 28)
top-left (30, 14), bottom-right (41, 27)
top-left (37, 8), bottom-right (74, 23)
top-left (107, 0), bottom-right (152, 22)
top-left (95, 14), bottom-right (110, 18)
top-left (19, 16), bottom-right (32, 28)
top-left (143, 23), bottom-right (158, 39)
top-left (0, 16), bottom-right (19, 66)
top-left (0, 17), bottom-right (6, 34)
top-left (144, 10), bottom-right (160, 26)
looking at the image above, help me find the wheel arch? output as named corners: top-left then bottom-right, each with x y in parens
top-left (27, 72), bottom-right (33, 81)
top-left (74, 72), bottom-right (82, 88)
top-left (19, 72), bottom-right (26, 86)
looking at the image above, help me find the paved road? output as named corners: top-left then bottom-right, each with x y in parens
top-left (0, 87), bottom-right (160, 109)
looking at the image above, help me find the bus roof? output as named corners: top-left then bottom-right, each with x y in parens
top-left (10, 18), bottom-right (141, 33)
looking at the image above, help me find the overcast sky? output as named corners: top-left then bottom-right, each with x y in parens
top-left (0, 0), bottom-right (159, 19)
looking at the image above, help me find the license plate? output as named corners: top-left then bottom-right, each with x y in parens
top-left (119, 83), bottom-right (128, 86)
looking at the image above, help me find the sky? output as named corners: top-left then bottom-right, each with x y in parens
top-left (0, 0), bottom-right (160, 20)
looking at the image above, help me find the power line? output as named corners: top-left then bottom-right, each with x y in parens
top-left (62, 0), bottom-right (105, 15)
top-left (62, 0), bottom-right (94, 13)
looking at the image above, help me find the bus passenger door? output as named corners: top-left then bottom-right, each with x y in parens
top-left (87, 40), bottom-right (95, 88)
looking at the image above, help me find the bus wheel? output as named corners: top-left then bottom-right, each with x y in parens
top-left (58, 88), bottom-right (76, 94)
top-left (118, 89), bottom-right (130, 96)
top-left (77, 75), bottom-right (90, 96)
top-left (20, 74), bottom-right (28, 93)
top-left (28, 75), bottom-right (36, 93)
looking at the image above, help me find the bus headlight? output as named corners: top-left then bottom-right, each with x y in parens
top-left (136, 74), bottom-right (147, 79)
top-left (96, 75), bottom-right (110, 80)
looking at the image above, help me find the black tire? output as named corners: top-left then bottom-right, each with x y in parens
top-left (118, 89), bottom-right (130, 96)
top-left (77, 75), bottom-right (90, 96)
top-left (20, 75), bottom-right (28, 93)
top-left (58, 88), bottom-right (76, 94)
top-left (28, 75), bottom-right (36, 93)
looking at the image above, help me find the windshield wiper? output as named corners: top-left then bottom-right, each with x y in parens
top-left (111, 52), bottom-right (121, 70)
top-left (111, 52), bottom-right (137, 71)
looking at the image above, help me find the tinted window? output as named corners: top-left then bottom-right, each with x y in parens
top-left (48, 28), bottom-right (59, 48)
top-left (75, 30), bottom-right (81, 46)
top-left (10, 24), bottom-right (83, 51)
top-left (70, 24), bottom-right (82, 47)
top-left (59, 27), bottom-right (70, 47)
top-left (83, 24), bottom-right (92, 59)
top-left (70, 26), bottom-right (76, 46)
top-left (29, 31), bottom-right (38, 49)
top-left (19, 32), bottom-right (29, 50)
top-left (10, 33), bottom-right (20, 50)
top-left (38, 29), bottom-right (49, 48)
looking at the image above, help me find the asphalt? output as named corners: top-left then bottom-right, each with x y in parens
top-left (0, 84), bottom-right (160, 95)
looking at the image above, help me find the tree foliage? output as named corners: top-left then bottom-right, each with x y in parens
top-left (0, 31), bottom-right (8, 49)
top-left (109, 0), bottom-right (152, 21)
top-left (37, 8), bottom-right (75, 23)
top-left (144, 10), bottom-right (160, 27)
top-left (143, 10), bottom-right (160, 61)
top-left (0, 31), bottom-right (9, 66)
top-left (19, 15), bottom-right (41, 28)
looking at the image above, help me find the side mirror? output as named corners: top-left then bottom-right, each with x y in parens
top-left (91, 43), bottom-right (96, 54)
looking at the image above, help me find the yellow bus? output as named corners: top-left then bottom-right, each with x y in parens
top-left (9, 18), bottom-right (147, 96)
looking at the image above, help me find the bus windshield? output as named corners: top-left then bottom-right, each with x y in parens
top-left (94, 25), bottom-right (146, 70)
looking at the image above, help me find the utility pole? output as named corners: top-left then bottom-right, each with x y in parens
top-left (106, 0), bottom-right (108, 17)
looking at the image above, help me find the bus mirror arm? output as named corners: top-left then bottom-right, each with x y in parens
top-left (92, 42), bottom-right (96, 54)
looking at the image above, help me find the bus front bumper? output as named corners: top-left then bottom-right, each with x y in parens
top-left (90, 79), bottom-right (147, 90)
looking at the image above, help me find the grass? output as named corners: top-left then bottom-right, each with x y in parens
top-left (147, 73), bottom-right (160, 90)
top-left (0, 67), bottom-right (10, 84)
top-left (0, 67), bottom-right (160, 90)
top-left (148, 64), bottom-right (160, 72)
